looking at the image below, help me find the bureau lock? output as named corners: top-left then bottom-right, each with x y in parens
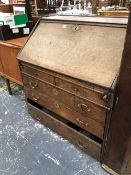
top-left (72, 25), bottom-right (80, 32)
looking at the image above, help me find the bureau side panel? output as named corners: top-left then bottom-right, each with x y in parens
top-left (102, 11), bottom-right (131, 174)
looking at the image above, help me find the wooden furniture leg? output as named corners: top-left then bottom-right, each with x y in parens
top-left (5, 78), bottom-right (12, 95)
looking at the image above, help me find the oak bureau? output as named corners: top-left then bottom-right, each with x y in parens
top-left (17, 16), bottom-right (131, 174)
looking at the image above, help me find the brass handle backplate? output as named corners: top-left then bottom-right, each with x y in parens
top-left (31, 93), bottom-right (40, 101)
top-left (78, 141), bottom-right (83, 148)
top-left (78, 141), bottom-right (88, 149)
top-left (76, 117), bottom-right (89, 126)
top-left (78, 103), bottom-right (91, 112)
top-left (29, 81), bottom-right (38, 89)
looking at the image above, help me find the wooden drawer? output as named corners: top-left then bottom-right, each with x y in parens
top-left (22, 74), bottom-right (107, 124)
top-left (74, 97), bottom-right (107, 122)
top-left (27, 102), bottom-right (101, 160)
top-left (22, 74), bottom-right (75, 111)
top-left (25, 88), bottom-right (104, 139)
top-left (55, 77), bottom-right (112, 108)
top-left (20, 62), bottom-right (113, 109)
top-left (20, 63), bottom-right (55, 84)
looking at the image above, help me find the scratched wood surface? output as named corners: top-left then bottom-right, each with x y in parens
top-left (18, 21), bottom-right (126, 88)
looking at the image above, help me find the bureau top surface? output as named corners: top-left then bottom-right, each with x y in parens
top-left (18, 17), bottom-right (127, 89)
top-left (43, 16), bottom-right (128, 25)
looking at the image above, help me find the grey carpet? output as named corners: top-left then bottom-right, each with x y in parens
top-left (0, 91), bottom-right (108, 175)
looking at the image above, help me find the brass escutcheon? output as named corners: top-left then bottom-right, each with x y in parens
top-left (72, 25), bottom-right (80, 32)
top-left (52, 88), bottom-right (58, 96)
top-left (53, 101), bottom-right (60, 109)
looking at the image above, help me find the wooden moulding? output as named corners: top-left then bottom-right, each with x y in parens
top-left (27, 101), bottom-right (102, 161)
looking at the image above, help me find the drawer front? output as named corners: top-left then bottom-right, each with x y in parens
top-left (25, 88), bottom-right (104, 139)
top-left (27, 102), bottom-right (101, 160)
top-left (22, 74), bottom-right (107, 124)
top-left (20, 63), bottom-right (55, 84)
top-left (20, 62), bottom-right (112, 109)
top-left (55, 77), bottom-right (112, 108)
top-left (22, 74), bottom-right (75, 110)
top-left (74, 97), bottom-right (107, 123)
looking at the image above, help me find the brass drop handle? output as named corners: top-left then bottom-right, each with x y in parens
top-left (78, 141), bottom-right (83, 148)
top-left (33, 114), bottom-right (40, 121)
top-left (53, 101), bottom-right (60, 109)
top-left (52, 88), bottom-right (58, 96)
top-left (78, 140), bottom-right (87, 148)
top-left (31, 93), bottom-right (40, 101)
top-left (76, 118), bottom-right (89, 126)
top-left (29, 81), bottom-right (38, 89)
top-left (78, 103), bottom-right (91, 112)
top-left (78, 141), bottom-right (88, 149)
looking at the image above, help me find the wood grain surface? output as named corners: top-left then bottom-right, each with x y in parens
top-left (25, 88), bottom-right (104, 139)
top-left (0, 37), bottom-right (28, 48)
top-left (27, 102), bottom-right (101, 160)
top-left (22, 74), bottom-right (107, 124)
top-left (21, 72), bottom-right (111, 109)
top-left (0, 37), bottom-right (28, 84)
top-left (0, 57), bottom-right (4, 75)
top-left (18, 21), bottom-right (126, 88)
